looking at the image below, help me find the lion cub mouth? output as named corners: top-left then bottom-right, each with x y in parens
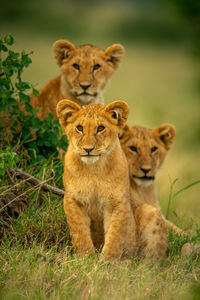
top-left (80, 155), bottom-right (99, 158)
top-left (133, 175), bottom-right (155, 187)
top-left (133, 175), bottom-right (155, 181)
top-left (80, 155), bottom-right (100, 164)
top-left (77, 92), bottom-right (97, 97)
top-left (75, 91), bottom-right (98, 104)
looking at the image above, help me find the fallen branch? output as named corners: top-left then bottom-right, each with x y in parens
top-left (10, 168), bottom-right (65, 196)
top-left (0, 171), bottom-right (62, 213)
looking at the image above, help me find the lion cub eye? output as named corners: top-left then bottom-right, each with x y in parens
top-left (76, 125), bottom-right (83, 132)
top-left (73, 63), bottom-right (80, 70)
top-left (130, 146), bottom-right (138, 153)
top-left (97, 125), bottom-right (105, 133)
top-left (93, 64), bottom-right (101, 71)
top-left (151, 146), bottom-right (158, 153)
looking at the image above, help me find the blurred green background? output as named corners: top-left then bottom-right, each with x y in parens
top-left (1, 0), bottom-right (200, 226)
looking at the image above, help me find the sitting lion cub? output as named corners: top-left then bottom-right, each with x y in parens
top-left (120, 124), bottom-right (183, 234)
top-left (56, 99), bottom-right (136, 260)
top-left (31, 39), bottom-right (124, 120)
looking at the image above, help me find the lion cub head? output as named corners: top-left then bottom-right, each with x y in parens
top-left (120, 124), bottom-right (176, 187)
top-left (57, 100), bottom-right (129, 164)
top-left (53, 40), bottom-right (124, 104)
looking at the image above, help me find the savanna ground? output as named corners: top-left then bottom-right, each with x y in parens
top-left (1, 1), bottom-right (200, 299)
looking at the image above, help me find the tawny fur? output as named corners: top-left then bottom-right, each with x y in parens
top-left (56, 99), bottom-right (136, 261)
top-left (30, 40), bottom-right (124, 120)
top-left (120, 124), bottom-right (183, 235)
top-left (135, 204), bottom-right (167, 258)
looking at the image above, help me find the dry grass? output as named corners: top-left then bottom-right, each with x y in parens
top-left (0, 245), bottom-right (200, 300)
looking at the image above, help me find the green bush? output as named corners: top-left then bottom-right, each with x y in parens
top-left (0, 34), bottom-right (67, 165)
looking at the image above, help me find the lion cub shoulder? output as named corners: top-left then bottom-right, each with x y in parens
top-left (31, 39), bottom-right (124, 120)
top-left (56, 99), bottom-right (136, 260)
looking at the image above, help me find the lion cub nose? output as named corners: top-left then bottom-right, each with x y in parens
top-left (141, 167), bottom-right (151, 174)
top-left (83, 147), bottom-right (94, 154)
top-left (80, 83), bottom-right (91, 91)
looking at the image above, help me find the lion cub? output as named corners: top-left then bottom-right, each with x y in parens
top-left (120, 124), bottom-right (183, 234)
top-left (56, 99), bottom-right (136, 260)
top-left (31, 39), bottom-right (124, 120)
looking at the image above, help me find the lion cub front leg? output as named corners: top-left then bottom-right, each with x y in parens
top-left (135, 204), bottom-right (167, 258)
top-left (102, 203), bottom-right (135, 260)
top-left (64, 195), bottom-right (95, 255)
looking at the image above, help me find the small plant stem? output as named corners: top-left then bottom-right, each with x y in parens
top-left (165, 178), bottom-right (178, 219)
top-left (173, 180), bottom-right (200, 200)
top-left (165, 178), bottom-right (200, 219)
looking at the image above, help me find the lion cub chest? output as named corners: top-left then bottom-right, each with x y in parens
top-left (67, 173), bottom-right (105, 219)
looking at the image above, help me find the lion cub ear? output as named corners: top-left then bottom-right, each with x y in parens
top-left (119, 125), bottom-right (132, 143)
top-left (104, 44), bottom-right (124, 68)
top-left (105, 100), bottom-right (129, 128)
top-left (154, 123), bottom-right (176, 150)
top-left (53, 40), bottom-right (75, 66)
top-left (56, 99), bottom-right (80, 128)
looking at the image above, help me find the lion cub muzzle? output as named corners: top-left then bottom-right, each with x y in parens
top-left (80, 147), bottom-right (100, 164)
top-left (133, 166), bottom-right (155, 186)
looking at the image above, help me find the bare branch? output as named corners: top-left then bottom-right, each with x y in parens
top-left (0, 171), bottom-right (59, 213)
top-left (10, 168), bottom-right (65, 196)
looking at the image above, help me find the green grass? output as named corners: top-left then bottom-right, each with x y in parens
top-left (0, 241), bottom-right (200, 300)
top-left (0, 146), bottom-right (200, 299)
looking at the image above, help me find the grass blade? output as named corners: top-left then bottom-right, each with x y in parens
top-left (173, 180), bottom-right (200, 200)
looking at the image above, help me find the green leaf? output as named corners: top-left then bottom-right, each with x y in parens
top-left (8, 97), bottom-right (18, 106)
top-left (32, 87), bottom-right (39, 96)
top-left (59, 134), bottom-right (68, 151)
top-left (25, 103), bottom-right (33, 113)
top-left (0, 41), bottom-right (8, 52)
top-left (21, 126), bottom-right (31, 140)
top-left (21, 52), bottom-right (32, 67)
top-left (31, 117), bottom-right (42, 131)
top-left (0, 149), bottom-right (19, 176)
top-left (4, 67), bottom-right (13, 77)
top-left (21, 82), bottom-right (31, 90)
top-left (8, 50), bottom-right (19, 59)
top-left (18, 92), bottom-right (30, 102)
top-left (4, 34), bottom-right (14, 45)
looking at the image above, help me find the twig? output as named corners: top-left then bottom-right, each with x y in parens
top-left (10, 168), bottom-right (65, 196)
top-left (0, 174), bottom-right (39, 196)
top-left (0, 172), bottom-right (58, 213)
